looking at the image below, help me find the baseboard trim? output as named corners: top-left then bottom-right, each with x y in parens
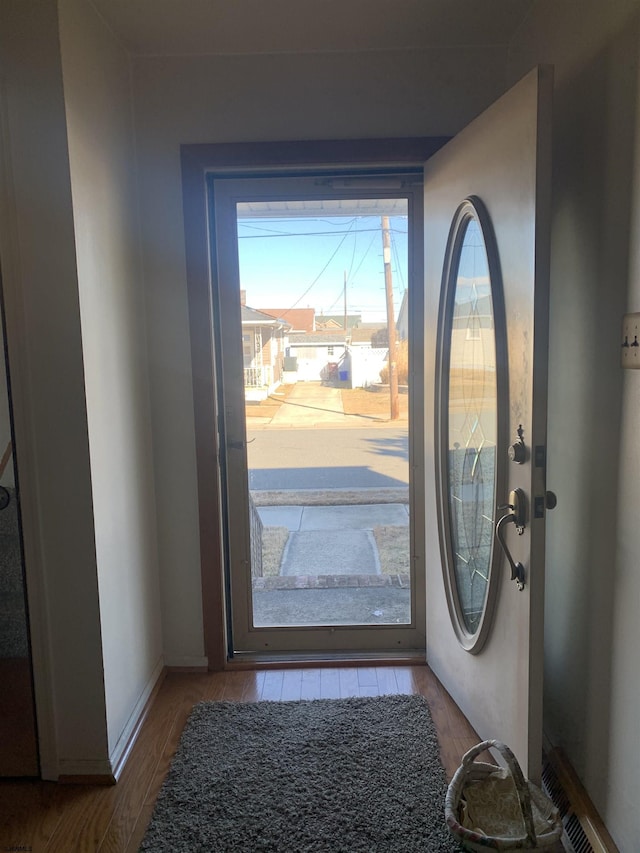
top-left (165, 665), bottom-right (209, 672)
top-left (163, 655), bottom-right (209, 669)
top-left (110, 657), bottom-right (166, 782)
top-left (57, 758), bottom-right (116, 781)
top-left (58, 772), bottom-right (116, 786)
top-left (226, 652), bottom-right (427, 670)
top-left (542, 745), bottom-right (619, 852)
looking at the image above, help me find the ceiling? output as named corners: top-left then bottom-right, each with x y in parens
top-left (89, 0), bottom-right (534, 57)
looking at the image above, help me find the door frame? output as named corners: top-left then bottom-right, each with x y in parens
top-left (180, 137), bottom-right (448, 669)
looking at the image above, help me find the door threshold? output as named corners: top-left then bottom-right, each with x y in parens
top-left (224, 650), bottom-right (426, 670)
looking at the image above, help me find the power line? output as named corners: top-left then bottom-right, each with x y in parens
top-left (345, 225), bottom-right (359, 284)
top-left (280, 220), bottom-right (356, 313)
top-left (349, 232), bottom-right (379, 283)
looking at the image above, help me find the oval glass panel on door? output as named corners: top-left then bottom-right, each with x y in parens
top-left (437, 198), bottom-right (507, 653)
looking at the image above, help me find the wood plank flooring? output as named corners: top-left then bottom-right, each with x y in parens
top-left (0, 665), bottom-right (482, 853)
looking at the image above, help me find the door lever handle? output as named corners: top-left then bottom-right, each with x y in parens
top-left (495, 488), bottom-right (526, 591)
top-left (496, 513), bottom-right (526, 590)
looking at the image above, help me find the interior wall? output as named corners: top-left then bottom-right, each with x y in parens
top-left (58, 0), bottom-right (164, 758)
top-left (508, 2), bottom-right (640, 849)
top-left (0, 0), bottom-right (108, 776)
top-left (132, 46), bottom-right (509, 663)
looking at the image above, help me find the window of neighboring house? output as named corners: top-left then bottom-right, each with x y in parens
top-left (327, 346), bottom-right (334, 356)
top-left (242, 333), bottom-right (253, 365)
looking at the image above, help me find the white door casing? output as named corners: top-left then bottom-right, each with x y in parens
top-left (424, 66), bottom-right (553, 782)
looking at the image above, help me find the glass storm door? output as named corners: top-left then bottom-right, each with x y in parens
top-left (424, 66), bottom-right (553, 783)
top-left (210, 174), bottom-right (425, 656)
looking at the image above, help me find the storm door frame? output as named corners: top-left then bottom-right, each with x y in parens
top-left (180, 137), bottom-right (448, 669)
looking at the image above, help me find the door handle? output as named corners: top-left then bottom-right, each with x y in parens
top-left (227, 437), bottom-right (256, 450)
top-left (495, 488), bottom-right (526, 591)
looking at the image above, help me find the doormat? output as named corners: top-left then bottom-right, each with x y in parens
top-left (140, 694), bottom-right (462, 852)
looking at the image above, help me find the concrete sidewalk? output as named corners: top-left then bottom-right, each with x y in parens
top-left (257, 503), bottom-right (409, 530)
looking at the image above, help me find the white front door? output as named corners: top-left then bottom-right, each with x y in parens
top-left (424, 66), bottom-right (553, 782)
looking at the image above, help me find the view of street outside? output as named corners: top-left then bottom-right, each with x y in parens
top-left (245, 382), bottom-right (411, 628)
top-left (233, 198), bottom-right (412, 630)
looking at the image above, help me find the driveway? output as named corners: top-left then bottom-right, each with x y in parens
top-left (268, 382), bottom-right (348, 426)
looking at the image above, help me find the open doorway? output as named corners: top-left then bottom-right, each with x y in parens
top-left (181, 138), bottom-right (444, 667)
top-left (210, 174), bottom-right (425, 656)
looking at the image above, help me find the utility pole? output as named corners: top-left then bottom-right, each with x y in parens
top-left (343, 269), bottom-right (348, 345)
top-left (343, 269), bottom-right (348, 384)
top-left (381, 215), bottom-right (399, 419)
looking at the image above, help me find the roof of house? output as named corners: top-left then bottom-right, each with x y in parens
top-left (316, 313), bottom-right (362, 330)
top-left (350, 326), bottom-right (385, 343)
top-left (288, 329), bottom-right (386, 346)
top-left (241, 305), bottom-right (291, 327)
top-left (289, 331), bottom-right (348, 345)
top-left (258, 307), bottom-right (315, 331)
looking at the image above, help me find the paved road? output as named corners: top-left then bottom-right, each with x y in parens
top-left (246, 426), bottom-right (409, 490)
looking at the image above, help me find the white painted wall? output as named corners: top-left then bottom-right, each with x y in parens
top-left (58, 0), bottom-right (164, 760)
top-left (0, 0), bottom-right (108, 776)
top-left (508, 3), bottom-right (640, 849)
top-left (132, 46), bottom-right (509, 662)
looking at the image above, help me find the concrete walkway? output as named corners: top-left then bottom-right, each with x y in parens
top-left (258, 502), bottom-right (408, 579)
top-left (253, 502), bottom-right (411, 624)
top-left (281, 530), bottom-right (380, 576)
top-left (268, 382), bottom-right (351, 427)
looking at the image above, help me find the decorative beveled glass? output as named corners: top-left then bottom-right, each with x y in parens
top-left (437, 198), bottom-right (505, 651)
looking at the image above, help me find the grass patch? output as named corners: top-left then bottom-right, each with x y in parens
top-left (373, 525), bottom-right (410, 574)
top-left (340, 387), bottom-right (409, 419)
top-left (261, 526), bottom-right (290, 576)
top-left (379, 339), bottom-right (409, 385)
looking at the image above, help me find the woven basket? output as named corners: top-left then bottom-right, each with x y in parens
top-left (445, 740), bottom-right (563, 851)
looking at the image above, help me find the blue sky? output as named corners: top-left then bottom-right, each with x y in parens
top-left (236, 214), bottom-right (408, 322)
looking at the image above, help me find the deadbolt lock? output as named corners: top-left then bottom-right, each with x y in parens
top-left (508, 424), bottom-right (526, 464)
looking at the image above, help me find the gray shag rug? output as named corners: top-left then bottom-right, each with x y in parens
top-left (140, 694), bottom-right (462, 852)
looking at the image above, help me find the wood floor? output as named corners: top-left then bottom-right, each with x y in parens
top-left (0, 664), bottom-right (482, 853)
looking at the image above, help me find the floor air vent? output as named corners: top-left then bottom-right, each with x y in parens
top-left (541, 748), bottom-right (619, 853)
